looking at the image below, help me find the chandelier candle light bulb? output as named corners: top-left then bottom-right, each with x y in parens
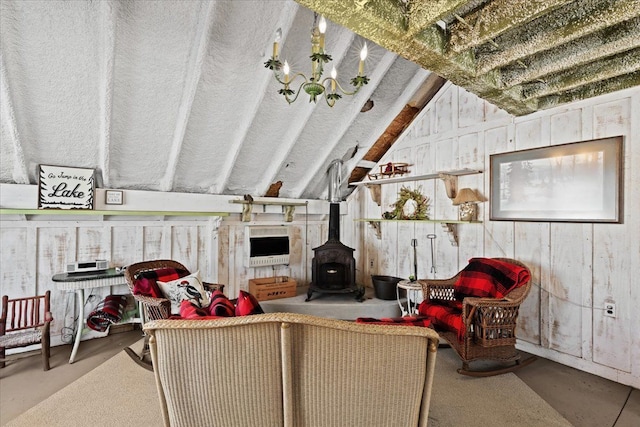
top-left (273, 29), bottom-right (281, 59)
top-left (359, 43), bottom-right (367, 75)
top-left (331, 67), bottom-right (337, 92)
top-left (283, 61), bottom-right (290, 84)
top-left (319, 16), bottom-right (326, 51)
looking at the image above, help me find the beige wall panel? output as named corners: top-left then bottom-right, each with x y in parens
top-left (514, 222), bottom-right (548, 345)
top-left (76, 227), bottom-right (109, 262)
top-left (550, 110), bottom-right (582, 144)
top-left (483, 126), bottom-right (514, 257)
top-left (591, 98), bottom-right (633, 372)
top-left (170, 226), bottom-right (198, 270)
top-left (216, 225), bottom-right (230, 289)
top-left (435, 86), bottom-right (455, 134)
top-left (111, 226), bottom-right (141, 267)
top-left (548, 224), bottom-right (591, 357)
top-left (459, 88), bottom-right (485, 128)
top-left (142, 226), bottom-right (165, 260)
top-left (36, 228), bottom-right (75, 340)
top-left (0, 228), bottom-right (34, 297)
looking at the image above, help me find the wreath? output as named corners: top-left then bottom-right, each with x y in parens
top-left (385, 186), bottom-right (430, 220)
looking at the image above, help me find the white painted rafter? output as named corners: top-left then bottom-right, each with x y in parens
top-left (97, 0), bottom-right (117, 188)
top-left (214, 1), bottom-right (300, 195)
top-left (160, 0), bottom-right (218, 192)
top-left (0, 52), bottom-right (29, 184)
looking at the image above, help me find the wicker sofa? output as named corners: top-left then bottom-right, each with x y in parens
top-left (144, 312), bottom-right (439, 427)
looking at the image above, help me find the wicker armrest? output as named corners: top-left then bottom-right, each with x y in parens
top-left (461, 296), bottom-right (523, 347)
top-left (132, 294), bottom-right (170, 307)
top-left (419, 279), bottom-right (457, 302)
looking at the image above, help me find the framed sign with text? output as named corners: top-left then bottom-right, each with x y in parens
top-left (38, 165), bottom-right (95, 210)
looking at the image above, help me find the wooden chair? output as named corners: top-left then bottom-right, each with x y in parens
top-left (123, 259), bottom-right (224, 370)
top-left (0, 291), bottom-right (53, 371)
top-left (419, 258), bottom-right (536, 377)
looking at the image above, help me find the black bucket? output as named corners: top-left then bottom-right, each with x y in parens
top-left (371, 275), bottom-right (404, 300)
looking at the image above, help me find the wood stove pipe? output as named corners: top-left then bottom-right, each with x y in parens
top-left (328, 159), bottom-right (342, 241)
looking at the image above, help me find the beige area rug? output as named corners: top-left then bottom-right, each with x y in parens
top-left (5, 341), bottom-right (571, 427)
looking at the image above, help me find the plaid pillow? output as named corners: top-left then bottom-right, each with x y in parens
top-left (235, 290), bottom-right (264, 316)
top-left (208, 290), bottom-right (235, 317)
top-left (179, 300), bottom-right (221, 319)
top-left (132, 267), bottom-right (189, 298)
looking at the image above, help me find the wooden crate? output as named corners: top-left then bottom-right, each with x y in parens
top-left (249, 276), bottom-right (297, 301)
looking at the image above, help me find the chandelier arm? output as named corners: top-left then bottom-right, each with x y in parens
top-left (321, 77), bottom-right (367, 96)
top-left (322, 91), bottom-right (336, 108)
top-left (283, 81), bottom-right (308, 104)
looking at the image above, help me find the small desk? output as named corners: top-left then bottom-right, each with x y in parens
top-left (53, 268), bottom-right (135, 363)
top-left (396, 280), bottom-right (422, 316)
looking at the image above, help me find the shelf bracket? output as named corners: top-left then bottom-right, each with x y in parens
top-left (441, 223), bottom-right (458, 246)
top-left (439, 173), bottom-right (457, 200)
top-left (241, 203), bottom-right (252, 222)
top-left (283, 205), bottom-right (295, 222)
top-left (366, 184), bottom-right (382, 206)
top-left (367, 220), bottom-right (382, 239)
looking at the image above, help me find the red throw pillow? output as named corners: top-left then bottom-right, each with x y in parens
top-left (235, 290), bottom-right (264, 316)
top-left (132, 267), bottom-right (189, 298)
top-left (208, 290), bottom-right (235, 317)
top-left (179, 300), bottom-right (221, 320)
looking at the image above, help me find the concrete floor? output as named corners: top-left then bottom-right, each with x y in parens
top-left (1, 328), bottom-right (638, 426)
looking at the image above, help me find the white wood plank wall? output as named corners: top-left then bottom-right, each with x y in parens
top-left (347, 84), bottom-right (640, 388)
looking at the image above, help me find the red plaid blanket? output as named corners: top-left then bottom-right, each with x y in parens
top-left (356, 316), bottom-right (432, 327)
top-left (454, 257), bottom-right (530, 299)
top-left (87, 295), bottom-right (128, 332)
top-left (418, 302), bottom-right (464, 340)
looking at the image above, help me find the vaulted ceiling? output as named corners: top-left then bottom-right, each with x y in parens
top-left (1, 1), bottom-right (638, 202)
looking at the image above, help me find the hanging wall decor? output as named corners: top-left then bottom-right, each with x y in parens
top-left (386, 186), bottom-right (430, 220)
top-left (38, 164), bottom-right (95, 210)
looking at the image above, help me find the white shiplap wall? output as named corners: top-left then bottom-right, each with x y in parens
top-left (346, 84), bottom-right (640, 388)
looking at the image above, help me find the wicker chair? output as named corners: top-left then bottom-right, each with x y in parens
top-left (0, 291), bottom-right (53, 371)
top-left (419, 257), bottom-right (536, 377)
top-left (123, 259), bottom-right (224, 370)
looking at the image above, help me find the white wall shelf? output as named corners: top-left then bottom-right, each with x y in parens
top-left (352, 168), bottom-right (483, 244)
top-left (230, 199), bottom-right (308, 222)
top-left (0, 208), bottom-right (230, 218)
top-left (350, 168), bottom-right (482, 206)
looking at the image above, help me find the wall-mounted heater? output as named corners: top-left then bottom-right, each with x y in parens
top-left (245, 226), bottom-right (291, 268)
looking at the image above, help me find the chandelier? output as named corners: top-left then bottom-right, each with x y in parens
top-left (264, 13), bottom-right (369, 107)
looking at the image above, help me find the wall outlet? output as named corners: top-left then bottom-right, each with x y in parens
top-left (604, 302), bottom-right (616, 318)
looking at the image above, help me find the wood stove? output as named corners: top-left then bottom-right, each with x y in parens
top-left (307, 161), bottom-right (364, 302)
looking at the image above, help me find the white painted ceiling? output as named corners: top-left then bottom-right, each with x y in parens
top-left (0, 0), bottom-right (429, 201)
top-left (2, 0), bottom-right (638, 201)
